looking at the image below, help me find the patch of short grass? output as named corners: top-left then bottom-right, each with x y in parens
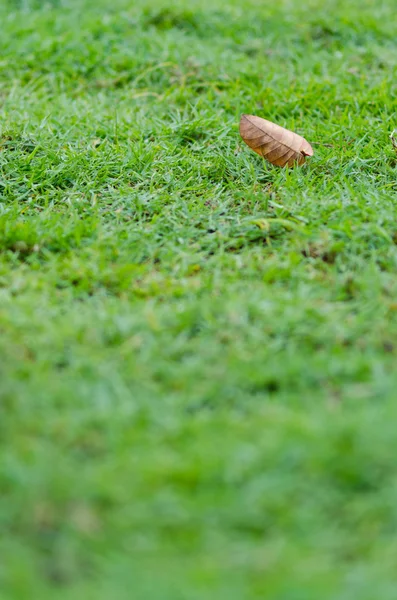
top-left (1, 0), bottom-right (397, 597)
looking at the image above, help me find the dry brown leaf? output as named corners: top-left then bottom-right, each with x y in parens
top-left (239, 114), bottom-right (313, 168)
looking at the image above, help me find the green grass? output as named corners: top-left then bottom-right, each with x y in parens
top-left (1, 0), bottom-right (397, 597)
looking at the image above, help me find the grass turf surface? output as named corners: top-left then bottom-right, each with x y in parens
top-left (1, 0), bottom-right (397, 597)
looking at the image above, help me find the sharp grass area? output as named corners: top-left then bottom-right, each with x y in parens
top-left (1, 0), bottom-right (397, 597)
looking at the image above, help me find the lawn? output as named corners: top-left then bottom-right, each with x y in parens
top-left (1, 0), bottom-right (397, 597)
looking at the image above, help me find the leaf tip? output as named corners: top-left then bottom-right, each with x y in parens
top-left (300, 140), bottom-right (314, 158)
